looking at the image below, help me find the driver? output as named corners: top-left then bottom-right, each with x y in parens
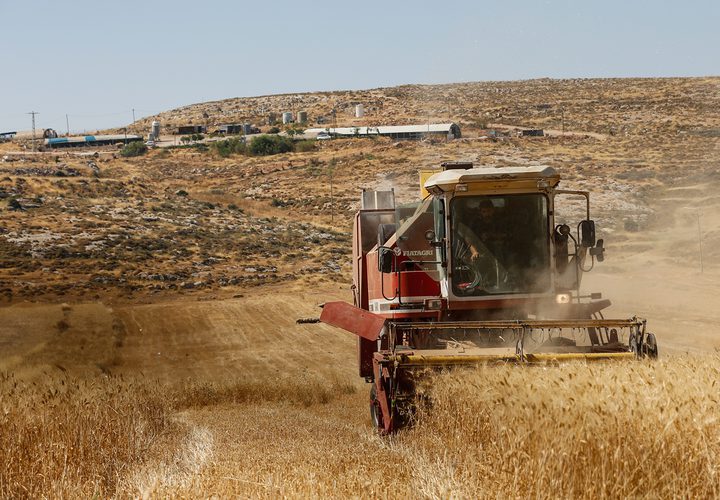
top-left (468, 199), bottom-right (504, 252)
top-left (455, 199), bottom-right (499, 261)
top-left (453, 198), bottom-right (510, 293)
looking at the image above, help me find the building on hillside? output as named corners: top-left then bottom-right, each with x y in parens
top-left (305, 123), bottom-right (461, 141)
top-left (215, 123), bottom-right (261, 135)
top-left (45, 134), bottom-right (143, 148)
top-left (216, 124), bottom-right (245, 135)
top-left (176, 125), bottom-right (207, 135)
top-left (0, 131), bottom-right (16, 142)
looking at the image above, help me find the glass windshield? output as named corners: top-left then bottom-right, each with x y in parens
top-left (451, 194), bottom-right (550, 295)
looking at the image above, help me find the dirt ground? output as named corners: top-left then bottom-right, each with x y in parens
top-left (1, 76), bottom-right (719, 496)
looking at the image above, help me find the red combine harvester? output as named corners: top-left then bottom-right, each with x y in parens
top-left (321, 163), bottom-right (657, 434)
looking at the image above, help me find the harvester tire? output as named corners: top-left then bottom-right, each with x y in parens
top-left (370, 385), bottom-right (384, 433)
top-left (643, 333), bottom-right (659, 359)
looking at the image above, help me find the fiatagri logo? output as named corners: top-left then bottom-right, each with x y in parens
top-left (393, 247), bottom-right (434, 257)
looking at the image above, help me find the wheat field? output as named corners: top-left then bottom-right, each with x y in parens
top-left (407, 357), bottom-right (720, 498)
top-left (2, 356), bottom-right (719, 498)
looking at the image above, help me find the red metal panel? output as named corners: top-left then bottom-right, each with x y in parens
top-left (320, 301), bottom-right (386, 342)
top-left (366, 250), bottom-right (441, 303)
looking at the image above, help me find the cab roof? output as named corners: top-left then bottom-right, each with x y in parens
top-left (424, 165), bottom-right (560, 192)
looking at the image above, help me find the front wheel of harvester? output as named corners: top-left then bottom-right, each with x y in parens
top-left (643, 332), bottom-right (659, 359)
top-left (370, 384), bottom-right (385, 434)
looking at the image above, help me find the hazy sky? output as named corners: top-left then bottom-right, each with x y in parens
top-left (1, 0), bottom-right (717, 133)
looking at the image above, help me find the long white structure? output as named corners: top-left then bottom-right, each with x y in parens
top-left (306, 123), bottom-right (461, 140)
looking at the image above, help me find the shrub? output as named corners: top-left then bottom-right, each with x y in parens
top-left (248, 135), bottom-right (294, 156)
top-left (285, 126), bottom-right (304, 139)
top-left (119, 141), bottom-right (148, 157)
top-left (211, 137), bottom-right (247, 158)
top-left (267, 126), bottom-right (281, 134)
top-left (295, 140), bottom-right (316, 153)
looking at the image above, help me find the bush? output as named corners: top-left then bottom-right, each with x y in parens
top-left (119, 141), bottom-right (147, 157)
top-left (211, 137), bottom-right (247, 158)
top-left (267, 126), bottom-right (281, 134)
top-left (180, 134), bottom-right (204, 145)
top-left (295, 140), bottom-right (316, 153)
top-left (248, 135), bottom-right (294, 156)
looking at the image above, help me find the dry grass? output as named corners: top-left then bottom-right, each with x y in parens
top-left (405, 356), bottom-right (720, 498)
top-left (2, 357), bottom-right (720, 498)
top-left (174, 374), bottom-right (357, 408)
top-left (0, 373), bottom-right (171, 498)
top-left (0, 372), bottom-right (357, 498)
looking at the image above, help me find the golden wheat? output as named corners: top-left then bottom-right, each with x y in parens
top-left (3, 357), bottom-right (720, 498)
top-left (405, 356), bottom-right (720, 498)
top-left (0, 373), bottom-right (170, 498)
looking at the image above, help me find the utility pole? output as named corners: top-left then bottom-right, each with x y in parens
top-left (329, 158), bottom-right (336, 225)
top-left (132, 108), bottom-right (136, 123)
top-left (28, 111), bottom-right (38, 151)
top-left (330, 167), bottom-right (334, 224)
top-left (65, 114), bottom-right (70, 137)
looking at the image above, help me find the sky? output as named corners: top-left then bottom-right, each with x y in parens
top-left (0, 0), bottom-right (717, 133)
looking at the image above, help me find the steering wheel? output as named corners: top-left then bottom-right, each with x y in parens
top-left (452, 239), bottom-right (483, 294)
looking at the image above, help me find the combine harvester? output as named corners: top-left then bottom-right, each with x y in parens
top-left (321, 163), bottom-right (658, 434)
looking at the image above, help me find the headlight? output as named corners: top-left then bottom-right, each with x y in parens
top-left (555, 293), bottom-right (571, 304)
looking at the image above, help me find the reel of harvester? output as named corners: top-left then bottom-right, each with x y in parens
top-left (368, 317), bottom-right (657, 434)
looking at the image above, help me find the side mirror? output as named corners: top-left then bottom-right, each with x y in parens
top-left (579, 220), bottom-right (596, 247)
top-left (378, 247), bottom-right (393, 273)
top-left (424, 229), bottom-right (443, 248)
top-left (589, 239), bottom-right (605, 262)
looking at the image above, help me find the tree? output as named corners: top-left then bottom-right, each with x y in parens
top-left (248, 135), bottom-right (294, 156)
top-left (120, 141), bottom-right (148, 157)
top-left (285, 125), bottom-right (304, 139)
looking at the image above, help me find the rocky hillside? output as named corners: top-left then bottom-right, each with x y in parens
top-left (137, 77), bottom-right (720, 137)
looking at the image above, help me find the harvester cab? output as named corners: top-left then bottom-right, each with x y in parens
top-left (321, 163), bottom-right (657, 434)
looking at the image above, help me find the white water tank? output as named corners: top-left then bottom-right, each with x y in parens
top-left (282, 112), bottom-right (293, 124)
top-left (355, 104), bottom-right (364, 118)
top-left (151, 121), bottom-right (160, 140)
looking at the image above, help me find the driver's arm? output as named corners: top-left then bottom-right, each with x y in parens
top-left (457, 222), bottom-right (482, 259)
